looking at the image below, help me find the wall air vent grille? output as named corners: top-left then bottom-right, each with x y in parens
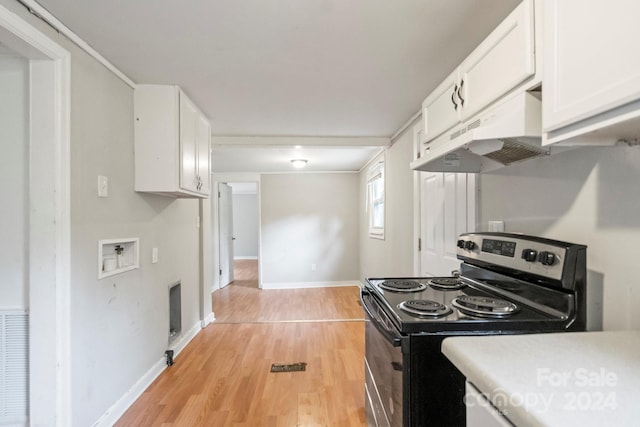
top-left (483, 138), bottom-right (547, 165)
top-left (0, 311), bottom-right (28, 423)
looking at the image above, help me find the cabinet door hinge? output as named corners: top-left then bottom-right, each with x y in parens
top-left (219, 269), bottom-right (222, 275)
top-left (418, 237), bottom-right (422, 252)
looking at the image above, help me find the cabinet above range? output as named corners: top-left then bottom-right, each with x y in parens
top-left (134, 84), bottom-right (211, 198)
top-left (421, 0), bottom-right (537, 144)
top-left (413, 0), bottom-right (545, 173)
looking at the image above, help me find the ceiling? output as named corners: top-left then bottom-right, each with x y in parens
top-left (32, 0), bottom-right (521, 172)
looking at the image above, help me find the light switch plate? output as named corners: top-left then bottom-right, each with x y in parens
top-left (98, 175), bottom-right (108, 197)
top-left (152, 247), bottom-right (158, 263)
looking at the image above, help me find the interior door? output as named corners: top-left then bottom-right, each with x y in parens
top-left (218, 183), bottom-right (234, 287)
top-left (420, 172), bottom-right (476, 276)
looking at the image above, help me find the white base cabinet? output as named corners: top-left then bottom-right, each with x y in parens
top-left (135, 84), bottom-right (211, 198)
top-left (543, 0), bottom-right (640, 145)
top-left (466, 382), bottom-right (513, 427)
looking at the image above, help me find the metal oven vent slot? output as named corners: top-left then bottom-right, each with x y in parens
top-left (466, 119), bottom-right (481, 131)
top-left (483, 138), bottom-right (548, 165)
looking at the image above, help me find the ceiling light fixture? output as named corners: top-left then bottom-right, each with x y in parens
top-left (291, 159), bottom-right (308, 169)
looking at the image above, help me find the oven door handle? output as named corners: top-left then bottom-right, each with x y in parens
top-left (360, 289), bottom-right (403, 347)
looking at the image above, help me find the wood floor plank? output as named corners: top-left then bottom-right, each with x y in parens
top-left (116, 286), bottom-right (365, 426)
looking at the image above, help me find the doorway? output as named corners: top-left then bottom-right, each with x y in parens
top-left (228, 182), bottom-right (259, 288)
top-left (0, 4), bottom-right (72, 424)
top-left (0, 39), bottom-right (29, 426)
top-left (213, 178), bottom-right (261, 291)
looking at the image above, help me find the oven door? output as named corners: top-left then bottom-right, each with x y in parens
top-left (361, 289), bottom-right (404, 427)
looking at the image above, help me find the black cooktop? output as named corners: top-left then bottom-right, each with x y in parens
top-left (365, 277), bottom-right (568, 334)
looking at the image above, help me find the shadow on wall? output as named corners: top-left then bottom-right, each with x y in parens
top-left (139, 193), bottom-right (179, 216)
top-left (480, 147), bottom-right (598, 235)
top-left (586, 269), bottom-right (604, 331)
top-left (596, 145), bottom-right (640, 229)
top-left (483, 145), bottom-right (640, 232)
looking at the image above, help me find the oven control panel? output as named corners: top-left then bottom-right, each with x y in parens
top-left (456, 232), bottom-right (570, 280)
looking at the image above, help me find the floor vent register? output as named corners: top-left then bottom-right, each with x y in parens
top-left (270, 362), bottom-right (307, 373)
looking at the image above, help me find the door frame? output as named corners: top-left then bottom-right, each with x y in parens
top-left (1, 4), bottom-right (71, 425)
top-left (211, 173), bottom-right (262, 291)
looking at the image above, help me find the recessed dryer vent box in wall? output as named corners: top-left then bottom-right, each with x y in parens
top-left (98, 238), bottom-right (139, 279)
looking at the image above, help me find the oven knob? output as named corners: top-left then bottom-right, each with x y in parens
top-left (539, 251), bottom-right (556, 266)
top-left (521, 249), bottom-right (538, 262)
top-left (457, 239), bottom-right (465, 248)
top-left (463, 241), bottom-right (476, 250)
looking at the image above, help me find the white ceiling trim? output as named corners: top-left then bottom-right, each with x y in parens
top-left (212, 135), bottom-right (390, 147)
top-left (16, 0), bottom-right (136, 88)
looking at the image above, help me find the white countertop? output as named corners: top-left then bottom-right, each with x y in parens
top-left (442, 331), bottom-right (640, 426)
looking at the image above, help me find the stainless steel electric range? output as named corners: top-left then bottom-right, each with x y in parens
top-left (361, 232), bottom-right (587, 427)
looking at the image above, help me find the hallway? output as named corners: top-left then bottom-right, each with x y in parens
top-left (115, 285), bottom-right (366, 426)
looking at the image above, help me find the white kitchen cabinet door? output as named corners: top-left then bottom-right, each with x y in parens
top-left (423, 68), bottom-right (461, 142)
top-left (179, 93), bottom-right (199, 193)
top-left (460, 0), bottom-right (535, 121)
top-left (543, 0), bottom-right (640, 134)
top-left (197, 114), bottom-right (211, 195)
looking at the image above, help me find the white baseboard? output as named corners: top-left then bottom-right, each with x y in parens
top-left (261, 280), bottom-right (361, 290)
top-left (201, 312), bottom-right (215, 328)
top-left (233, 256), bottom-right (258, 260)
top-left (92, 320), bottom-right (202, 426)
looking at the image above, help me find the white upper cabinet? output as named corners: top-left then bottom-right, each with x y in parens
top-left (459, 0), bottom-right (535, 121)
top-left (135, 85), bottom-right (211, 198)
top-left (423, 69), bottom-right (462, 142)
top-left (422, 0), bottom-right (535, 144)
top-left (543, 0), bottom-right (640, 145)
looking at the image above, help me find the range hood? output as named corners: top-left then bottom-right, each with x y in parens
top-left (411, 92), bottom-right (547, 173)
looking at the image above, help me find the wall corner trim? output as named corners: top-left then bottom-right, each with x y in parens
top-left (201, 312), bottom-right (216, 328)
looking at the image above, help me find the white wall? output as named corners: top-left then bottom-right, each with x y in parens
top-left (232, 192), bottom-right (259, 258)
top-left (0, 53), bottom-right (28, 308)
top-left (69, 48), bottom-right (201, 427)
top-left (359, 121), bottom-right (416, 281)
top-left (479, 144), bottom-right (640, 331)
top-left (260, 173), bottom-right (359, 287)
top-left (0, 2), bottom-right (204, 425)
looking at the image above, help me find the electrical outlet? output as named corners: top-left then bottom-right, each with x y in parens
top-left (488, 220), bottom-right (505, 232)
top-left (311, 263), bottom-right (317, 272)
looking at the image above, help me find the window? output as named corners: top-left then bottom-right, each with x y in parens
top-left (367, 157), bottom-right (385, 239)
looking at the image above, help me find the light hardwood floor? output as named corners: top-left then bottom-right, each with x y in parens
top-left (115, 261), bottom-right (366, 426)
